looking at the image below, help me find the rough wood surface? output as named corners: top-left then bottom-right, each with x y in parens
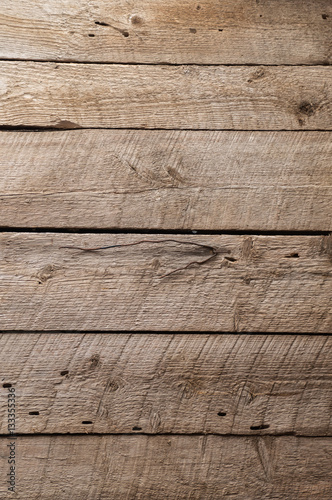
top-left (0, 435), bottom-right (331, 499)
top-left (0, 233), bottom-right (331, 332)
top-left (0, 63), bottom-right (331, 130)
top-left (1, 130), bottom-right (331, 231)
top-left (1, 0), bottom-right (331, 64)
top-left (0, 333), bottom-right (330, 435)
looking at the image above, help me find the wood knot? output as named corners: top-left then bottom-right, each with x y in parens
top-left (89, 354), bottom-right (101, 368)
top-left (36, 264), bottom-right (57, 284)
top-left (298, 101), bottom-right (317, 116)
top-left (248, 68), bottom-right (265, 83)
top-left (130, 14), bottom-right (143, 25)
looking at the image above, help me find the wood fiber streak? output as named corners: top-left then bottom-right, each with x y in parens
top-left (0, 63), bottom-right (331, 129)
top-left (0, 233), bottom-right (331, 332)
top-left (0, 333), bottom-right (330, 435)
top-left (0, 0), bottom-right (331, 64)
top-left (0, 130), bottom-right (331, 231)
top-left (0, 435), bottom-right (331, 499)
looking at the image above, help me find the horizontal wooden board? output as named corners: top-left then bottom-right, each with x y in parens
top-left (0, 333), bottom-right (331, 435)
top-left (0, 435), bottom-right (331, 499)
top-left (1, 130), bottom-right (331, 231)
top-left (1, 0), bottom-right (331, 64)
top-left (0, 233), bottom-right (331, 332)
top-left (0, 63), bottom-right (331, 129)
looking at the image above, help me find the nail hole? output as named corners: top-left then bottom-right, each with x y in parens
top-left (29, 411), bottom-right (39, 416)
top-left (196, 5), bottom-right (201, 10)
top-left (94, 21), bottom-right (109, 26)
top-left (250, 424), bottom-right (270, 431)
top-left (218, 412), bottom-right (227, 417)
top-left (122, 31), bottom-right (130, 37)
top-left (224, 256), bottom-right (237, 262)
top-left (189, 28), bottom-right (197, 33)
top-left (285, 253), bottom-right (299, 258)
top-left (82, 421), bottom-right (93, 424)
top-left (60, 370), bottom-right (69, 376)
top-left (218, 28), bottom-right (223, 32)
top-left (3, 383), bottom-right (12, 388)
top-left (322, 14), bottom-right (328, 19)
top-left (132, 426), bottom-right (142, 431)
top-left (88, 34), bottom-right (95, 37)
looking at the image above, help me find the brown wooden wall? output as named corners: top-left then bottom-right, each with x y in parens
top-left (0, 1), bottom-right (331, 498)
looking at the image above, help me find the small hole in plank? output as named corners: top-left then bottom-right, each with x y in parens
top-left (29, 411), bottom-right (40, 416)
top-left (224, 256), bottom-right (237, 262)
top-left (132, 426), bottom-right (142, 431)
top-left (82, 421), bottom-right (93, 424)
top-left (60, 370), bottom-right (69, 376)
top-left (122, 31), bottom-right (130, 37)
top-left (95, 21), bottom-right (109, 26)
top-left (196, 5), bottom-right (201, 10)
top-left (218, 29), bottom-right (223, 32)
top-left (322, 14), bottom-right (329, 19)
top-left (88, 34), bottom-right (95, 37)
top-left (285, 253), bottom-right (299, 258)
top-left (250, 424), bottom-right (270, 431)
top-left (218, 412), bottom-right (227, 417)
top-left (3, 383), bottom-right (12, 388)
top-left (189, 28), bottom-right (197, 33)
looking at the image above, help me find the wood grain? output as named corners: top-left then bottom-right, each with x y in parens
top-left (0, 233), bottom-right (331, 332)
top-left (0, 435), bottom-right (331, 499)
top-left (0, 63), bottom-right (331, 130)
top-left (0, 333), bottom-right (330, 435)
top-left (1, 0), bottom-right (331, 64)
top-left (1, 130), bottom-right (331, 231)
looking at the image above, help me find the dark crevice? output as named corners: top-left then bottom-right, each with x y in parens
top-left (0, 58), bottom-right (330, 67)
top-left (0, 125), bottom-right (331, 132)
top-left (0, 331), bottom-right (331, 336)
top-left (0, 227), bottom-right (330, 236)
top-left (250, 424), bottom-right (270, 431)
top-left (0, 431), bottom-right (322, 437)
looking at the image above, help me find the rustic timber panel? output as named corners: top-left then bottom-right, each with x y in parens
top-left (0, 63), bottom-right (331, 129)
top-left (0, 333), bottom-right (330, 435)
top-left (0, 233), bottom-right (331, 332)
top-left (1, 130), bottom-right (331, 231)
top-left (0, 435), bottom-right (331, 499)
top-left (1, 0), bottom-right (331, 64)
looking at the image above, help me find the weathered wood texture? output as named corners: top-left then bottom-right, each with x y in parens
top-left (0, 333), bottom-right (330, 435)
top-left (0, 435), bottom-right (331, 499)
top-left (1, 130), bottom-right (331, 231)
top-left (0, 63), bottom-right (331, 130)
top-left (0, 233), bottom-right (331, 332)
top-left (1, 0), bottom-right (331, 64)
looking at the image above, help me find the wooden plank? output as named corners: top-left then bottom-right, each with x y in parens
top-left (0, 63), bottom-right (331, 130)
top-left (0, 333), bottom-right (330, 435)
top-left (1, 130), bottom-right (331, 231)
top-left (1, 0), bottom-right (331, 64)
top-left (0, 233), bottom-right (331, 332)
top-left (0, 435), bottom-right (331, 499)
